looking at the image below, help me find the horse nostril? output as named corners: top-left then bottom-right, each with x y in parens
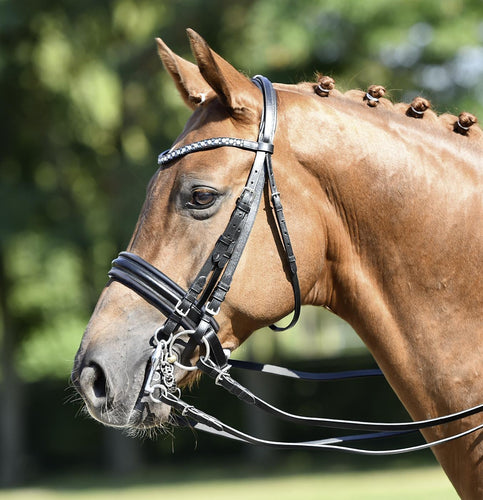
top-left (79, 362), bottom-right (109, 409)
top-left (92, 365), bottom-right (107, 399)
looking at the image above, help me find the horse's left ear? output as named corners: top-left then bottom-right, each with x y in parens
top-left (187, 29), bottom-right (261, 121)
top-left (156, 37), bottom-right (214, 110)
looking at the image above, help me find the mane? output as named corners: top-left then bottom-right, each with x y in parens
top-left (274, 75), bottom-right (483, 148)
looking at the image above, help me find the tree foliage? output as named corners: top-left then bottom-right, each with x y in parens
top-left (1, 0), bottom-right (482, 377)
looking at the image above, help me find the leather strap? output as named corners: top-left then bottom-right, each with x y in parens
top-left (176, 410), bottom-right (483, 455)
top-left (227, 359), bottom-right (383, 381)
top-left (163, 387), bottom-right (483, 455)
top-left (253, 76), bottom-right (301, 331)
top-left (197, 357), bottom-right (483, 432)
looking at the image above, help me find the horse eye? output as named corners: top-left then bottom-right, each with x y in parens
top-left (188, 188), bottom-right (217, 208)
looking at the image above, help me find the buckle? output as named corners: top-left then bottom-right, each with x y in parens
top-left (174, 298), bottom-right (190, 317)
top-left (205, 301), bottom-right (220, 317)
top-left (239, 186), bottom-right (254, 202)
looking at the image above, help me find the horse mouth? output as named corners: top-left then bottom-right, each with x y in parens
top-left (128, 362), bottom-right (174, 429)
top-left (129, 398), bottom-right (171, 430)
top-left (81, 390), bottom-right (173, 431)
top-left (123, 357), bottom-right (177, 430)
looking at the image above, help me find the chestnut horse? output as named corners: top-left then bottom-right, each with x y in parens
top-left (72, 30), bottom-right (482, 498)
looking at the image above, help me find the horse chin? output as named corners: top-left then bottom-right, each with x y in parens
top-left (123, 371), bottom-right (199, 434)
top-left (128, 399), bottom-right (173, 431)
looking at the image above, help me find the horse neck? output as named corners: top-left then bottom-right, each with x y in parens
top-left (284, 93), bottom-right (482, 415)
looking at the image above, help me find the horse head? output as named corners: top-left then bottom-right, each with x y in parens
top-left (72, 30), bottom-right (326, 429)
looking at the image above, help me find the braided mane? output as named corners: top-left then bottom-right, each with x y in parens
top-left (278, 75), bottom-right (483, 146)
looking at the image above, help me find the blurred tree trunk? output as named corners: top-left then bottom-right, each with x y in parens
top-left (0, 249), bottom-right (25, 486)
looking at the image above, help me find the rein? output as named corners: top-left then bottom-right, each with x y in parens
top-left (108, 75), bottom-right (483, 455)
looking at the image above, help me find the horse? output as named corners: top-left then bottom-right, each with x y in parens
top-left (72, 29), bottom-right (482, 498)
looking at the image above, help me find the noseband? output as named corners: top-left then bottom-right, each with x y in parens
top-left (108, 76), bottom-right (483, 454)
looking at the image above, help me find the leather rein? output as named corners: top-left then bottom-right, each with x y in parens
top-left (108, 76), bottom-right (483, 454)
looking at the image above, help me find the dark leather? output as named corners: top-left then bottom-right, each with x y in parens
top-left (109, 252), bottom-right (219, 333)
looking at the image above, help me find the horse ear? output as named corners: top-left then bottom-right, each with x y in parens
top-left (186, 29), bottom-right (260, 120)
top-left (155, 37), bottom-right (214, 110)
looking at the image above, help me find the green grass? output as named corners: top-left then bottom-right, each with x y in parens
top-left (1, 464), bottom-right (457, 500)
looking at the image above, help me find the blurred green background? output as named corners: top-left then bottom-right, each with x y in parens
top-left (1, 0), bottom-right (481, 496)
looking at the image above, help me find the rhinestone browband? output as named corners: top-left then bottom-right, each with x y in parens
top-left (157, 137), bottom-right (273, 167)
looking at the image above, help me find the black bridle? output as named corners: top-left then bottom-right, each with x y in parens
top-left (108, 76), bottom-right (483, 454)
top-left (110, 76), bottom-right (300, 366)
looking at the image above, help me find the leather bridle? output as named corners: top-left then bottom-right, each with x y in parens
top-left (107, 76), bottom-right (483, 454)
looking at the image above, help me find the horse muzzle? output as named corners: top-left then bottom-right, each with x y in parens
top-left (72, 345), bottom-right (176, 428)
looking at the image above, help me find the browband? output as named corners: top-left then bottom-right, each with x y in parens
top-left (158, 138), bottom-right (274, 167)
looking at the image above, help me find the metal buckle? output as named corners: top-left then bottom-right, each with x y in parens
top-left (239, 186), bottom-right (254, 203)
top-left (205, 302), bottom-right (220, 317)
top-left (174, 298), bottom-right (190, 317)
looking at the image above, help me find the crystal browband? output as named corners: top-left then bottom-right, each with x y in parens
top-left (157, 137), bottom-right (274, 166)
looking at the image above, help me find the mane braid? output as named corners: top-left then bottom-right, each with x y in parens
top-left (297, 75), bottom-right (483, 145)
